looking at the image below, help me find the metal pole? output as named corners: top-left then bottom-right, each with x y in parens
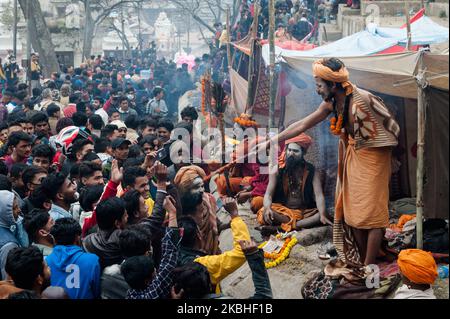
top-left (416, 52), bottom-right (426, 250)
top-left (26, 0), bottom-right (31, 94)
top-left (405, 2), bottom-right (412, 51)
top-left (187, 14), bottom-right (191, 51)
top-left (269, 0), bottom-right (276, 128)
top-left (13, 0), bottom-right (18, 58)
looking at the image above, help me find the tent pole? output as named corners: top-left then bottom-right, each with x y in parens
top-left (416, 52), bottom-right (426, 250)
top-left (226, 7), bottom-right (232, 73)
top-left (405, 2), bottom-right (412, 51)
top-left (245, 2), bottom-right (260, 115)
top-left (269, 0), bottom-right (276, 128)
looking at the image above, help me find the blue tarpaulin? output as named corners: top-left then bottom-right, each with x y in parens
top-left (262, 15), bottom-right (449, 62)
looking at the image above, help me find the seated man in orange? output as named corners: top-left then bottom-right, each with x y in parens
top-left (257, 134), bottom-right (332, 234)
top-left (214, 137), bottom-right (257, 199)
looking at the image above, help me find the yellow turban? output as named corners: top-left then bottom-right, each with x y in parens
top-left (397, 249), bottom-right (438, 285)
top-left (173, 165), bottom-right (206, 191)
top-left (312, 59), bottom-right (354, 96)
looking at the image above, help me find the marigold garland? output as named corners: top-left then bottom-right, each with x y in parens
top-left (258, 235), bottom-right (298, 269)
top-left (330, 114), bottom-right (344, 135)
top-left (234, 113), bottom-right (259, 128)
top-left (201, 78), bottom-right (207, 116)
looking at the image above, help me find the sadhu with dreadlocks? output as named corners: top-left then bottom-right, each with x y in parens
top-left (258, 58), bottom-right (400, 268)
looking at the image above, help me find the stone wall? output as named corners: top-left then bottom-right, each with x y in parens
top-left (427, 2), bottom-right (449, 17)
top-left (361, 0), bottom-right (423, 16)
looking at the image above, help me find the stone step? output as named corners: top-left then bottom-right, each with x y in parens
top-left (220, 242), bottom-right (331, 299)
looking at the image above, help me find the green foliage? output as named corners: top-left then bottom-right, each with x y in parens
top-left (0, 1), bottom-right (18, 30)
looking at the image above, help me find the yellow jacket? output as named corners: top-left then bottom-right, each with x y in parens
top-left (145, 197), bottom-right (155, 217)
top-left (195, 216), bottom-right (250, 286)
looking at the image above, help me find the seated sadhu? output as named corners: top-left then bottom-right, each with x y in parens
top-left (215, 115), bottom-right (264, 199)
top-left (214, 136), bottom-right (262, 199)
top-left (257, 134), bottom-right (332, 234)
top-left (174, 165), bottom-right (220, 255)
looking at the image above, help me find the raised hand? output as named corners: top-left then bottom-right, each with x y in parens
top-left (153, 161), bottom-right (168, 183)
top-left (163, 195), bottom-right (177, 216)
top-left (223, 197), bottom-right (239, 218)
top-left (110, 159), bottom-right (123, 184)
top-left (142, 152), bottom-right (157, 169)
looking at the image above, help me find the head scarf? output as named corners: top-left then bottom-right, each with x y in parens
top-left (397, 249), bottom-right (438, 285)
top-left (173, 165), bottom-right (206, 192)
top-left (312, 59), bottom-right (354, 96)
top-left (279, 133), bottom-right (313, 168)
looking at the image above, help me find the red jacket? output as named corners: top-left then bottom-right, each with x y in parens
top-left (82, 180), bottom-right (119, 237)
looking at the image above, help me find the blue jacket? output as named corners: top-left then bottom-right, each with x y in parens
top-left (0, 190), bottom-right (29, 281)
top-left (46, 245), bottom-right (101, 299)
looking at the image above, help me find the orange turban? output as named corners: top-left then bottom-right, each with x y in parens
top-left (397, 249), bottom-right (438, 285)
top-left (285, 133), bottom-right (313, 150)
top-left (279, 133), bottom-right (312, 168)
top-left (312, 59), bottom-right (354, 96)
top-left (174, 165), bottom-right (206, 191)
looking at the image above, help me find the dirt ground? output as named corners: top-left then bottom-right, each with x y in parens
top-left (216, 201), bottom-right (449, 299)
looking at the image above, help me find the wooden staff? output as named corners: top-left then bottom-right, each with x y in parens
top-left (245, 2), bottom-right (260, 114)
top-left (415, 52), bottom-right (427, 249)
top-left (405, 2), bottom-right (412, 51)
top-left (269, 0), bottom-right (276, 128)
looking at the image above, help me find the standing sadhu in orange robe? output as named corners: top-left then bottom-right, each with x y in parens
top-left (257, 57), bottom-right (400, 269)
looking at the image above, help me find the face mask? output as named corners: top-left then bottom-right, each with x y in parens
top-left (127, 94), bottom-right (134, 100)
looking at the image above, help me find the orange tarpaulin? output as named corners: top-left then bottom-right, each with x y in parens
top-left (260, 39), bottom-right (316, 51)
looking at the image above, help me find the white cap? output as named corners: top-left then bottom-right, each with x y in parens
top-left (110, 120), bottom-right (127, 129)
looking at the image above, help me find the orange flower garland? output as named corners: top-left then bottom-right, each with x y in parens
top-left (234, 113), bottom-right (259, 128)
top-left (258, 234), bottom-right (298, 269)
top-left (330, 114), bottom-right (344, 135)
top-left (201, 78), bottom-right (207, 116)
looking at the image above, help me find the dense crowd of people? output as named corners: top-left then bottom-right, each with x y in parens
top-left (0, 44), bottom-right (283, 300)
top-left (0, 0), bottom-right (443, 301)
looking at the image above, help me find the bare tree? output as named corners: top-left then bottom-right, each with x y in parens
top-left (168, 0), bottom-right (239, 34)
top-left (78, 0), bottom-right (145, 60)
top-left (106, 19), bottom-right (131, 58)
top-left (18, 0), bottom-right (60, 76)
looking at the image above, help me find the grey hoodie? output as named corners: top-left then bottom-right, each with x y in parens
top-left (0, 190), bottom-right (29, 280)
